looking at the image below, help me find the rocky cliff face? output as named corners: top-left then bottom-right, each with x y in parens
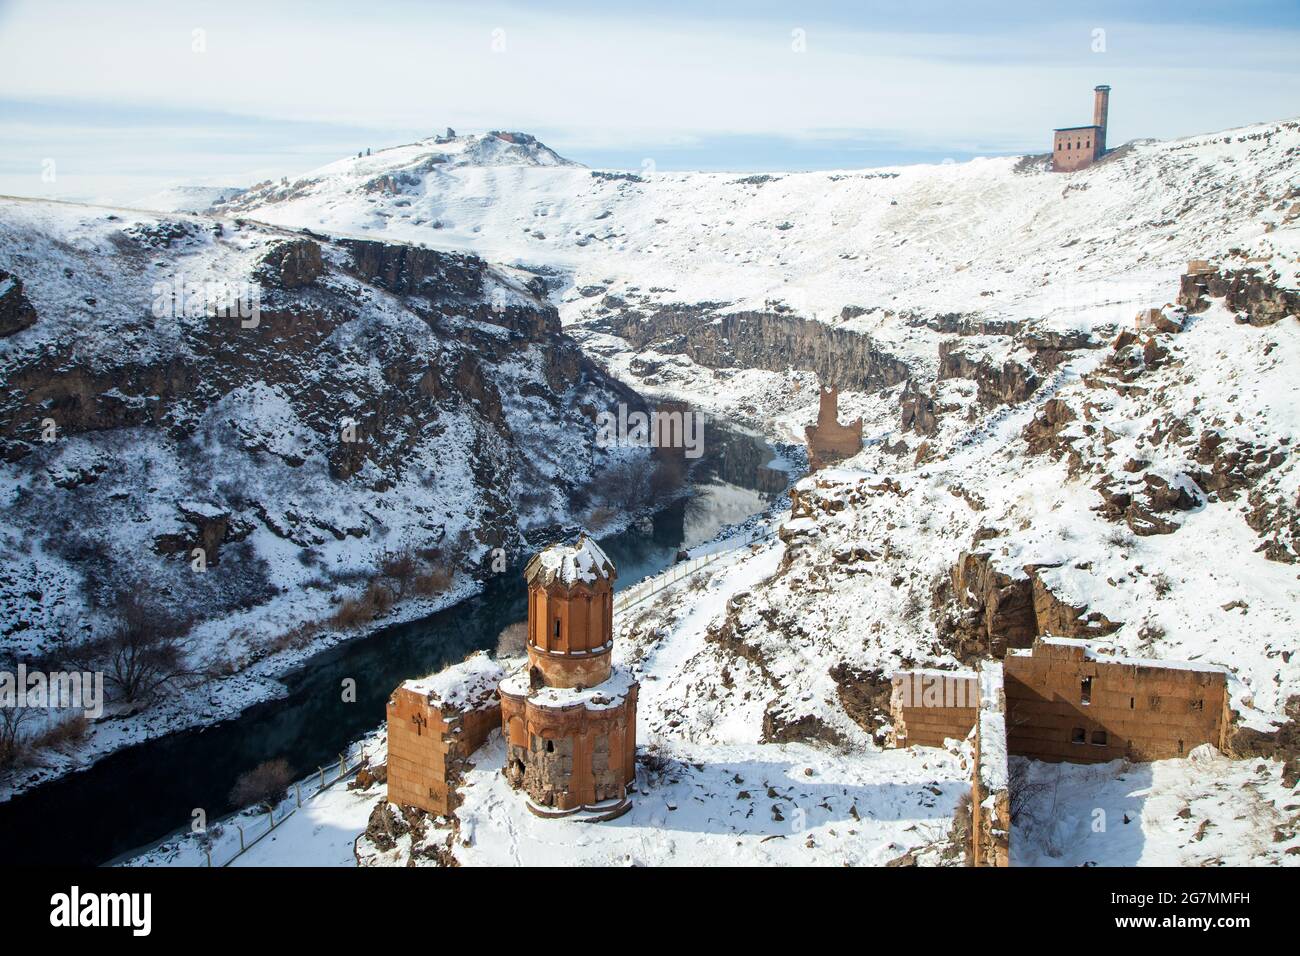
top-left (1180, 265), bottom-right (1300, 327)
top-left (0, 200), bottom-right (646, 665)
top-left (585, 305), bottom-right (912, 394)
top-left (0, 269), bottom-right (37, 338)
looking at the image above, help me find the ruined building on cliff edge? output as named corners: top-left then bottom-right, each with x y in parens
top-left (804, 386), bottom-right (862, 471)
top-left (1052, 84), bottom-right (1110, 172)
top-left (889, 638), bottom-right (1231, 867)
top-left (499, 536), bottom-right (638, 817)
top-left (386, 535), bottom-right (638, 822)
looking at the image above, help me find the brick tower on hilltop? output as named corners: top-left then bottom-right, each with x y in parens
top-left (1052, 85), bottom-right (1111, 172)
top-left (498, 535), bottom-right (638, 817)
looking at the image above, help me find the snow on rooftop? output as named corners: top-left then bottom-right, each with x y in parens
top-left (400, 651), bottom-right (504, 711)
top-left (1017, 637), bottom-right (1230, 675)
top-left (526, 534), bottom-right (615, 587)
top-left (499, 663), bottom-right (636, 709)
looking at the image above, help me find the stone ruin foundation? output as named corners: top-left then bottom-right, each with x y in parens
top-left (891, 637), bottom-right (1231, 866)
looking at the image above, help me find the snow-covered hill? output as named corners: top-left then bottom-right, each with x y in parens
top-left (223, 122), bottom-right (1299, 332)
top-left (0, 196), bottom-right (651, 796)
top-left (133, 185), bottom-right (246, 214)
top-left (214, 119), bottom-right (1300, 728)
top-left (23, 116), bottom-right (1300, 865)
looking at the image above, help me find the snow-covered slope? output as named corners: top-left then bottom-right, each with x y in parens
top-left (59, 117), bottom-right (1300, 865)
top-left (133, 185), bottom-right (246, 213)
top-left (0, 196), bottom-right (652, 797)
top-left (215, 123), bottom-right (1300, 712)
top-left (224, 122), bottom-right (1299, 336)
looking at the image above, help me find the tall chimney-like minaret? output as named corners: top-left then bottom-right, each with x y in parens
top-left (1093, 85), bottom-right (1111, 156)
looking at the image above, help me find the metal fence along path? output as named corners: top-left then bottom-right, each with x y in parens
top-left (613, 527), bottom-right (775, 614)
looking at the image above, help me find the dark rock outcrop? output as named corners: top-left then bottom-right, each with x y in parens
top-left (0, 269), bottom-right (37, 337)
top-left (938, 342), bottom-right (1041, 406)
top-left (1189, 431), bottom-right (1286, 502)
top-left (1179, 266), bottom-right (1300, 326)
top-left (899, 381), bottom-right (938, 436)
top-left (589, 306), bottom-right (911, 394)
top-left (1096, 473), bottom-right (1202, 536)
top-left (944, 550), bottom-right (1121, 657)
top-left (259, 238), bottom-right (324, 289)
top-left (1021, 399), bottom-right (1077, 458)
top-left (339, 238), bottom-right (484, 302)
top-left (1019, 325), bottom-right (1105, 370)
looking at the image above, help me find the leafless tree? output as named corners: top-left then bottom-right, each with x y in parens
top-left (378, 548), bottom-right (419, 599)
top-left (68, 590), bottom-right (194, 704)
top-left (495, 621), bottom-right (527, 659)
top-left (229, 758), bottom-right (293, 810)
top-left (0, 705), bottom-right (38, 768)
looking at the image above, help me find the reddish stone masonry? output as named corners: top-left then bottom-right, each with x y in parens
top-left (804, 386), bottom-right (862, 471)
top-left (387, 535), bottom-right (638, 821)
top-left (502, 535), bottom-right (637, 815)
top-left (385, 654), bottom-right (503, 817)
top-left (891, 636), bottom-right (1231, 866)
top-left (1051, 85), bottom-right (1110, 173)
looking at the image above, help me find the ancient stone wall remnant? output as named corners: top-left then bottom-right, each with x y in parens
top-left (804, 386), bottom-right (862, 471)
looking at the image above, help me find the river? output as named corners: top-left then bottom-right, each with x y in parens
top-left (0, 420), bottom-right (794, 866)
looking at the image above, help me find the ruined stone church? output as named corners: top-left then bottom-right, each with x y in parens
top-left (386, 536), bottom-right (637, 822)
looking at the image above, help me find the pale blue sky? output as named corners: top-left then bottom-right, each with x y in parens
top-left (1, 0), bottom-right (1297, 202)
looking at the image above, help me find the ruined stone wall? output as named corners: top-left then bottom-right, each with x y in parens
top-left (500, 683), bottom-right (638, 812)
top-left (805, 387), bottom-right (863, 471)
top-left (970, 663), bottom-right (1010, 868)
top-left (386, 686), bottom-right (501, 816)
top-left (1004, 639), bottom-right (1228, 763)
top-left (888, 670), bottom-right (978, 747)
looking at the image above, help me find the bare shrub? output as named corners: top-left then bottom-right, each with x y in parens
top-left (1151, 572), bottom-right (1174, 597)
top-left (411, 567), bottom-right (452, 597)
top-left (648, 456), bottom-right (687, 497)
top-left (31, 714), bottom-right (89, 751)
top-left (364, 580), bottom-right (395, 615)
top-left (1104, 527), bottom-right (1136, 549)
top-left (591, 457), bottom-right (650, 511)
top-left (229, 758), bottom-right (293, 809)
top-left (331, 597), bottom-right (371, 629)
top-left (331, 578), bottom-right (397, 630)
top-left (636, 745), bottom-right (679, 788)
top-left (378, 548), bottom-right (419, 599)
top-left (495, 621), bottom-right (527, 659)
top-left (265, 621), bottom-right (319, 655)
top-left (0, 705), bottom-right (38, 768)
top-left (1008, 757), bottom-right (1050, 826)
top-left (949, 789), bottom-right (973, 865)
top-left (69, 591), bottom-right (193, 704)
